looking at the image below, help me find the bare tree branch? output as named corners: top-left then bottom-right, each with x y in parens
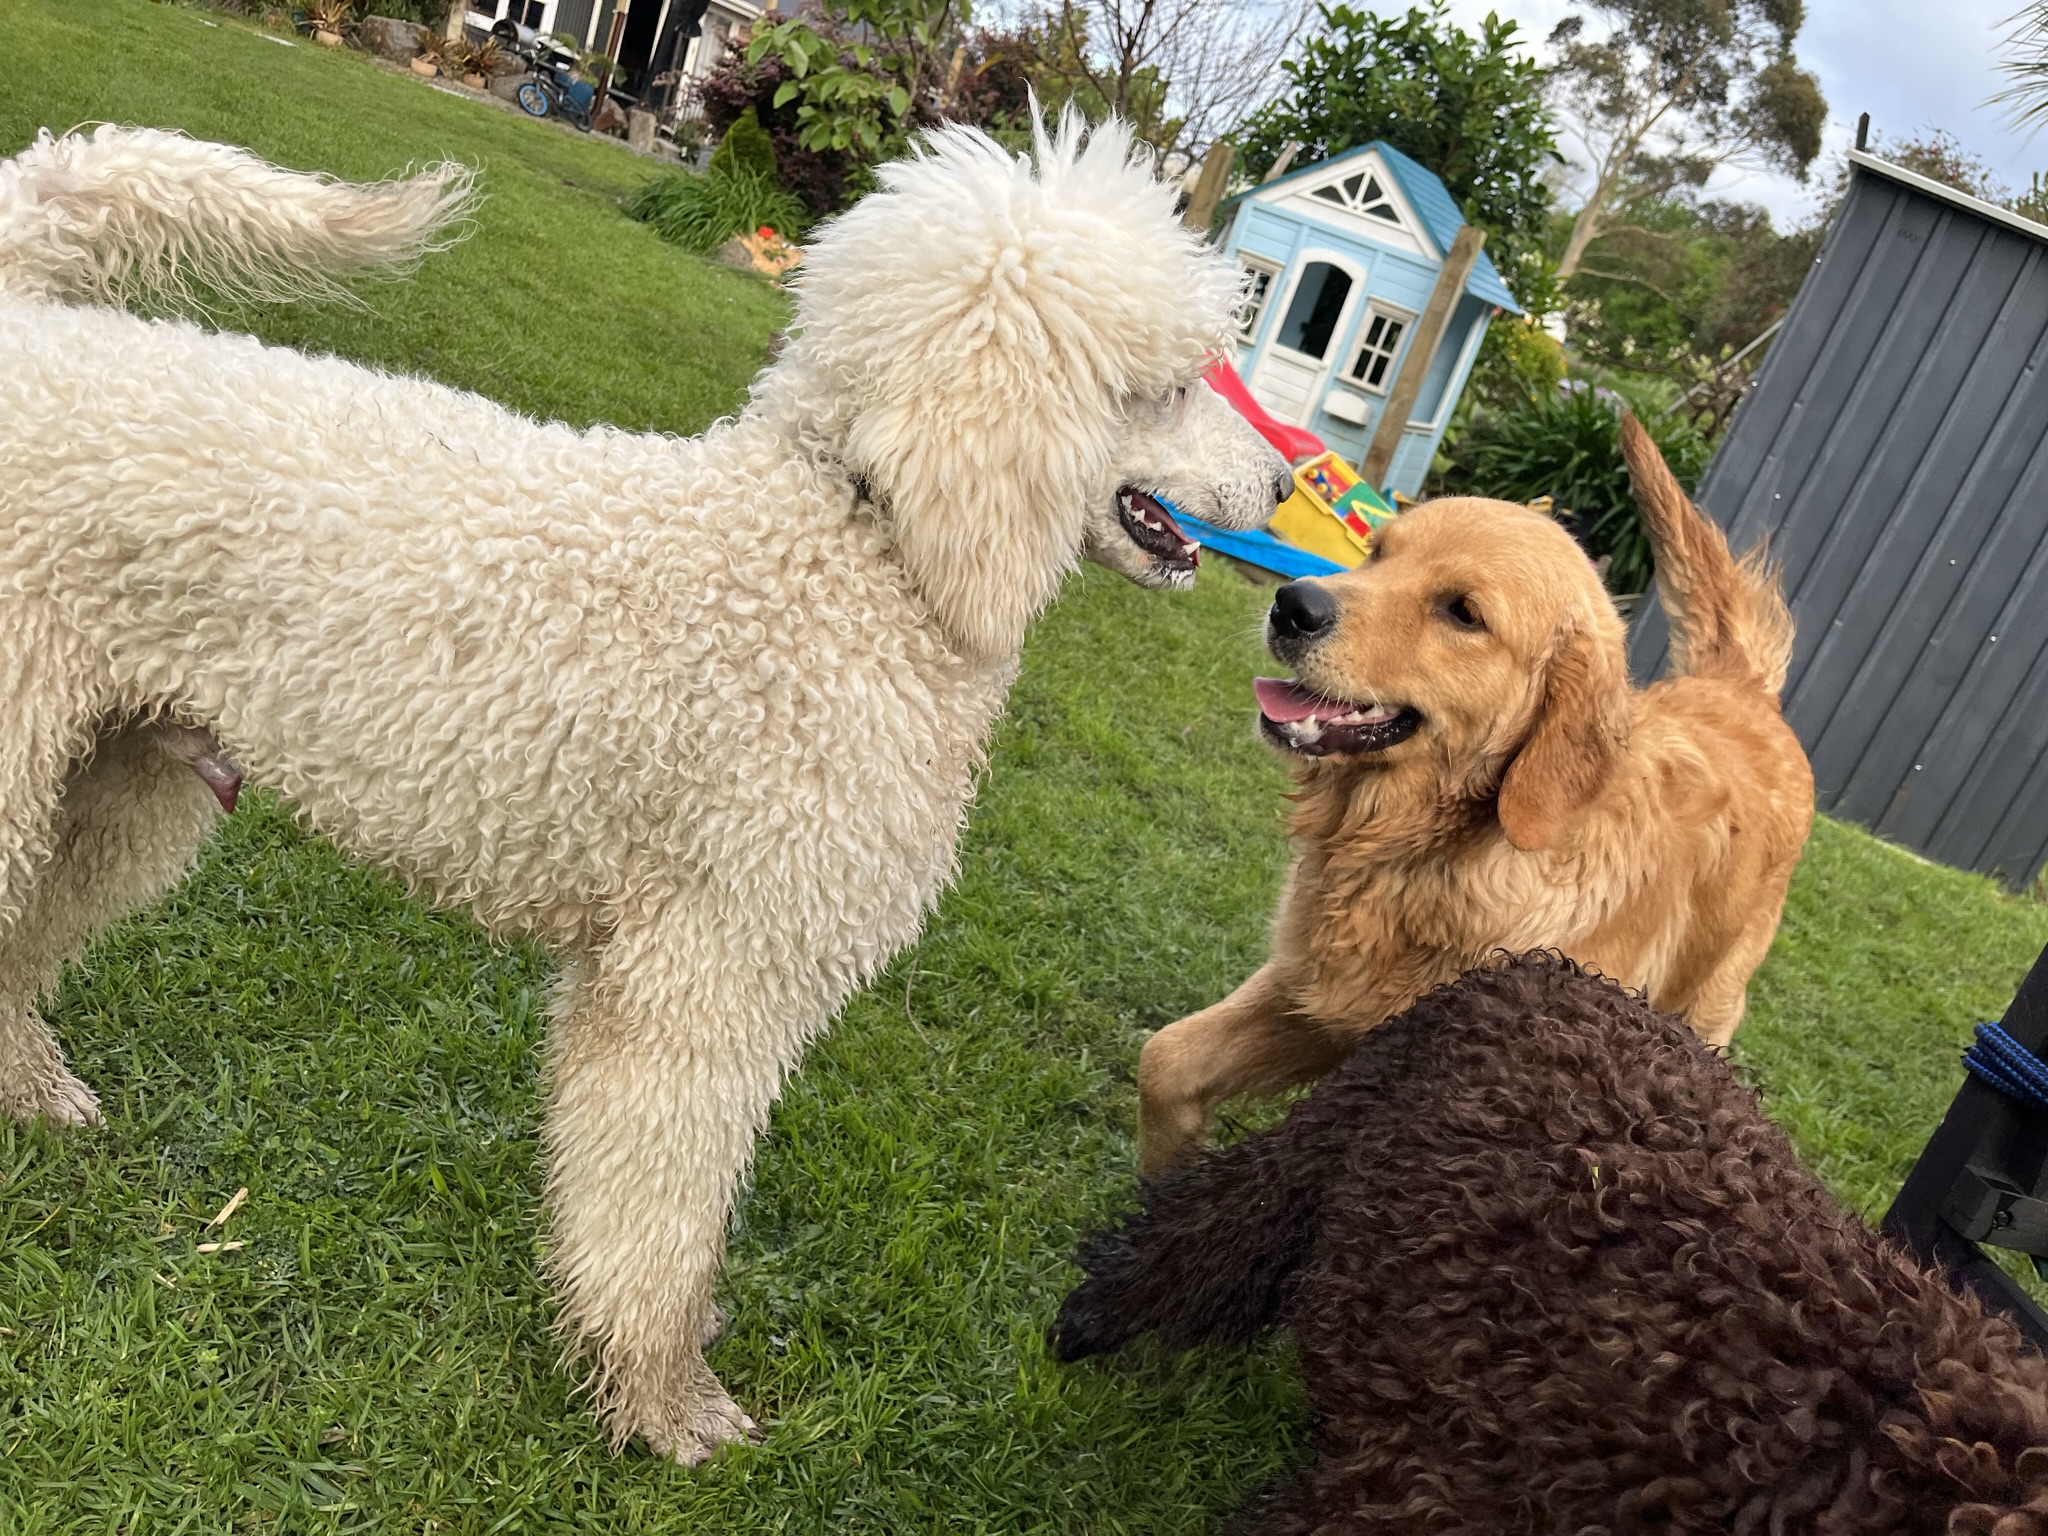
top-left (999, 0), bottom-right (1308, 169)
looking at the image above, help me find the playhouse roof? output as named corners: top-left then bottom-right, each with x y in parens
top-left (1230, 142), bottom-right (1523, 314)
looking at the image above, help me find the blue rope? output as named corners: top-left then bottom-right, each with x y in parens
top-left (1963, 1020), bottom-right (2048, 1112)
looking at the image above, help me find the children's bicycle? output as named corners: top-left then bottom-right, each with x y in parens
top-left (491, 22), bottom-right (611, 132)
top-left (514, 67), bottom-right (598, 129)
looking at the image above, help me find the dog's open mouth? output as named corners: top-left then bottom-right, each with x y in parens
top-left (1118, 487), bottom-right (1199, 573)
top-left (1254, 677), bottom-right (1420, 757)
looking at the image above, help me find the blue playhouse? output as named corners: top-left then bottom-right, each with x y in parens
top-left (1219, 142), bottom-right (1523, 498)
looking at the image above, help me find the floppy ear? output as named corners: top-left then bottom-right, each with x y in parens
top-left (844, 312), bottom-right (1115, 664)
top-left (761, 112), bottom-right (1238, 664)
top-left (1497, 623), bottom-right (1632, 852)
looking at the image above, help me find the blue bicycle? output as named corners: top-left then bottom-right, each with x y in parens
top-left (515, 66), bottom-right (599, 129)
top-left (492, 22), bottom-right (605, 131)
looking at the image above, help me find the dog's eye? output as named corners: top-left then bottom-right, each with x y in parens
top-left (1440, 594), bottom-right (1484, 631)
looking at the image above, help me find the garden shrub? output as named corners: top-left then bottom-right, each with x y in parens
top-left (1442, 383), bottom-right (1711, 596)
top-left (708, 108), bottom-right (777, 183)
top-left (627, 164), bottom-right (807, 255)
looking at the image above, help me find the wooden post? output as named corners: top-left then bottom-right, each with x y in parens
top-left (594, 1), bottom-right (630, 120)
top-left (444, 0), bottom-right (465, 41)
top-left (942, 41), bottom-right (966, 108)
top-left (1262, 140), bottom-right (1302, 183)
top-left (1360, 223), bottom-right (1485, 491)
top-left (1182, 141), bottom-right (1235, 233)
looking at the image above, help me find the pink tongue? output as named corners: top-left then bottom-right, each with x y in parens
top-left (1254, 677), bottom-right (1342, 723)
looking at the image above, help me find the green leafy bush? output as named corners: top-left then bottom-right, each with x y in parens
top-left (708, 108), bottom-right (778, 182)
top-left (1444, 384), bottom-right (1710, 595)
top-left (627, 165), bottom-right (807, 256)
top-left (1467, 314), bottom-right (1566, 411)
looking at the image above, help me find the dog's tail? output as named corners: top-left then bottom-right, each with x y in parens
top-left (0, 124), bottom-right (474, 309)
top-left (1619, 410), bottom-right (1795, 698)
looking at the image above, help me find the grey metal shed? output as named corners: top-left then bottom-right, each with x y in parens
top-left (1628, 148), bottom-right (2048, 891)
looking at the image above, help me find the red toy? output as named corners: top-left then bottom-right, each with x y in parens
top-left (1203, 358), bottom-right (1326, 464)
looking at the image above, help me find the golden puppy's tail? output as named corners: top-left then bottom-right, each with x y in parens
top-left (1619, 410), bottom-right (1794, 698)
top-left (0, 124), bottom-right (474, 310)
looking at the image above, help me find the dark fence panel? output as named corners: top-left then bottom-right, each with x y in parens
top-left (1628, 164), bottom-right (2048, 890)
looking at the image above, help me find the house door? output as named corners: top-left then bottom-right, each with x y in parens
top-left (1251, 258), bottom-right (1361, 426)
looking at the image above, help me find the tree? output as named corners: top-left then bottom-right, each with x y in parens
top-left (1557, 193), bottom-right (1812, 425)
top-left (1845, 127), bottom-right (2048, 227)
top-left (1547, 0), bottom-right (1825, 281)
top-left (1019, 0), bottom-right (1311, 169)
top-left (695, 43), bottom-right (877, 214)
top-left (1238, 4), bottom-right (1559, 274)
top-left (728, 0), bottom-right (1043, 203)
top-left (715, 0), bottom-right (1296, 210)
top-left (1993, 3), bottom-right (2048, 135)
top-left (1864, 127), bottom-right (2005, 204)
top-left (744, 0), bottom-right (947, 158)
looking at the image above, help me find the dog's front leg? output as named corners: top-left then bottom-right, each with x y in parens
top-left (1137, 964), bottom-right (1349, 1176)
top-left (542, 896), bottom-right (806, 1464)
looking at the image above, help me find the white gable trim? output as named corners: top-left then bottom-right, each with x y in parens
top-left (1264, 151), bottom-right (1436, 261)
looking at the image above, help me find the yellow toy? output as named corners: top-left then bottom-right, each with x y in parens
top-left (1268, 450), bottom-right (1399, 569)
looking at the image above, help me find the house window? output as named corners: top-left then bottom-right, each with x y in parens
top-left (1236, 257), bottom-right (1280, 341)
top-left (1346, 306), bottom-right (1409, 391)
top-left (1276, 262), bottom-right (1354, 359)
top-left (486, 0), bottom-right (550, 26)
top-left (1310, 169), bottom-right (1404, 226)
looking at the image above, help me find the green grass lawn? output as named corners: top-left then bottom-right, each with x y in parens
top-left (9, 3), bottom-right (2048, 1530)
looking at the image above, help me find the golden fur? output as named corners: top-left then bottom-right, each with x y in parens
top-left (1138, 414), bottom-right (1814, 1172)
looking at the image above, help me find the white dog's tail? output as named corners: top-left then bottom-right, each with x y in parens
top-left (0, 124), bottom-right (475, 308)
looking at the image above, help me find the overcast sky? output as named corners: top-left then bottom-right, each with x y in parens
top-left (1431, 0), bottom-right (2048, 228)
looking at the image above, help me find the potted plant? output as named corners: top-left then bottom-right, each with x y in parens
top-left (461, 36), bottom-right (504, 89)
top-left (411, 24), bottom-right (446, 75)
top-left (303, 0), bottom-right (351, 45)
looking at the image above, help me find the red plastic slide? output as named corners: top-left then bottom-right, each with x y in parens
top-left (1204, 358), bottom-right (1326, 463)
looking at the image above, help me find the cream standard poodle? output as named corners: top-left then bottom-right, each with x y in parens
top-left (0, 119), bottom-right (1285, 1461)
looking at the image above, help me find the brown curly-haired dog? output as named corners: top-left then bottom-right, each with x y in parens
top-left (1053, 953), bottom-right (2048, 1534)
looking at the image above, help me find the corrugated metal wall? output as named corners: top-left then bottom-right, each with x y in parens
top-left (1628, 162), bottom-right (2048, 891)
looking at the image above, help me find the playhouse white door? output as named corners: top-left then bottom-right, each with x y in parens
top-left (1251, 258), bottom-right (1361, 426)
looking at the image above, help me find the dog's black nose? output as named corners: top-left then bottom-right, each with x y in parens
top-left (1270, 580), bottom-right (1338, 640)
top-left (1272, 469), bottom-right (1294, 505)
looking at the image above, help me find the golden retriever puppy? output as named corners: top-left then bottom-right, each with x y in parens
top-left (1138, 414), bottom-right (1814, 1173)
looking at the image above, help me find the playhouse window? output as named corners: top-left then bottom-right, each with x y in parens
top-left (1347, 307), bottom-right (1409, 391)
top-left (1276, 262), bottom-right (1353, 359)
top-left (1311, 170), bottom-right (1403, 225)
top-left (1236, 257), bottom-right (1280, 341)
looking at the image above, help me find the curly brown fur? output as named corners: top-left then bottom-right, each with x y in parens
top-left (1056, 953), bottom-right (2048, 1534)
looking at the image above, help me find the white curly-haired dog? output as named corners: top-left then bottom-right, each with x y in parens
top-left (0, 119), bottom-right (1284, 1461)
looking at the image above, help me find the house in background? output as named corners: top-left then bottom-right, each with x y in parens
top-left (1220, 143), bottom-right (1520, 497)
top-left (470, 0), bottom-right (762, 99)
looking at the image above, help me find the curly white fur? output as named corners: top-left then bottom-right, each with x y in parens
top-left (0, 118), bottom-right (1279, 1461)
top-left (0, 124), bottom-right (475, 309)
